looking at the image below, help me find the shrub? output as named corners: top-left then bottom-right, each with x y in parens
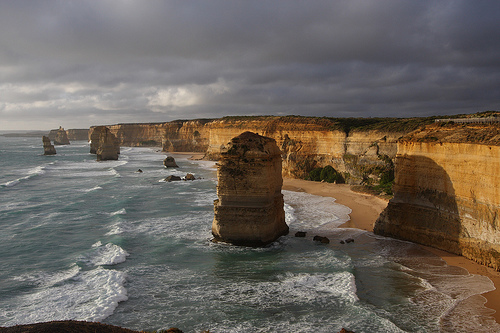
top-left (307, 165), bottom-right (344, 183)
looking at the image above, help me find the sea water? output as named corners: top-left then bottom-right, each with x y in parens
top-left (0, 136), bottom-right (499, 333)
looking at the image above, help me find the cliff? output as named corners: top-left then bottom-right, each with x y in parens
top-left (66, 129), bottom-right (90, 141)
top-left (96, 116), bottom-right (425, 184)
top-left (212, 132), bottom-right (288, 246)
top-left (374, 123), bottom-right (500, 270)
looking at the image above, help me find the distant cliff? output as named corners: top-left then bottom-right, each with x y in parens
top-left (95, 116), bottom-right (430, 184)
top-left (375, 123), bottom-right (500, 270)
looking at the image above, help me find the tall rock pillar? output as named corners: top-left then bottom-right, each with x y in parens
top-left (96, 127), bottom-right (119, 161)
top-left (212, 131), bottom-right (288, 246)
top-left (42, 136), bottom-right (56, 155)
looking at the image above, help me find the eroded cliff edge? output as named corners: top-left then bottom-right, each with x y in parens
top-left (94, 116), bottom-right (429, 184)
top-left (374, 123), bottom-right (500, 270)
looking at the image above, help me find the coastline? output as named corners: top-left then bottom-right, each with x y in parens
top-left (282, 178), bottom-right (500, 324)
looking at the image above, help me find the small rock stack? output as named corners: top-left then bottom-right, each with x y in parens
top-left (212, 131), bottom-right (289, 246)
top-left (42, 136), bottom-right (56, 155)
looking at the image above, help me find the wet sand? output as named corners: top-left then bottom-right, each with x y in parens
top-left (282, 178), bottom-right (500, 324)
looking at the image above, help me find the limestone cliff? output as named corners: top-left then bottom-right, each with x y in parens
top-left (375, 123), bottom-right (500, 270)
top-left (90, 116), bottom-right (434, 185)
top-left (212, 132), bottom-right (288, 246)
top-left (66, 129), bottom-right (90, 141)
top-left (42, 136), bottom-right (56, 155)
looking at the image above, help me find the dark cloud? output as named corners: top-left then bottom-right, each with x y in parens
top-left (0, 0), bottom-right (499, 130)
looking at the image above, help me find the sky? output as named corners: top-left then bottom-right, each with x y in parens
top-left (1, 1), bottom-right (499, 130)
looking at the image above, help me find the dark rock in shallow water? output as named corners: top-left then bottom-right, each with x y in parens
top-left (164, 156), bottom-right (179, 168)
top-left (136, 169), bottom-right (143, 173)
top-left (313, 235), bottom-right (330, 244)
top-left (295, 231), bottom-right (307, 237)
top-left (184, 173), bottom-right (196, 180)
top-left (345, 238), bottom-right (354, 243)
top-left (0, 320), bottom-right (141, 333)
top-left (165, 175), bottom-right (182, 182)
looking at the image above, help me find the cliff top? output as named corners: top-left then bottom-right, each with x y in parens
top-left (401, 122), bottom-right (500, 145)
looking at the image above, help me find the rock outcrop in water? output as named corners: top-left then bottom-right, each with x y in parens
top-left (49, 126), bottom-right (70, 145)
top-left (90, 126), bottom-right (120, 157)
top-left (212, 131), bottom-right (289, 246)
top-left (163, 156), bottom-right (178, 168)
top-left (94, 127), bottom-right (119, 161)
top-left (42, 136), bottom-right (56, 155)
top-left (374, 123), bottom-right (500, 270)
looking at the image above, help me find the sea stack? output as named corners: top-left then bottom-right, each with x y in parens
top-left (53, 126), bottom-right (70, 145)
top-left (163, 156), bottom-right (179, 168)
top-left (212, 131), bottom-right (288, 246)
top-left (90, 126), bottom-right (120, 157)
top-left (96, 127), bottom-right (119, 161)
top-left (42, 136), bottom-right (56, 155)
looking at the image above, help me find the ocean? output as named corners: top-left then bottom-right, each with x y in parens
top-left (0, 136), bottom-right (499, 333)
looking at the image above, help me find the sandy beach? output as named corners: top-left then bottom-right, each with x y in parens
top-left (283, 178), bottom-right (500, 324)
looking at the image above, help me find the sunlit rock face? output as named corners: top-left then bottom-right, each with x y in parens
top-left (42, 136), bottom-right (56, 155)
top-left (212, 131), bottom-right (289, 246)
top-left (50, 126), bottom-right (70, 145)
top-left (90, 126), bottom-right (120, 157)
top-left (95, 127), bottom-right (119, 161)
top-left (375, 123), bottom-right (500, 270)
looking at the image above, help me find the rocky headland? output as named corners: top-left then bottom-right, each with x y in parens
top-left (212, 131), bottom-right (288, 246)
top-left (375, 121), bottom-right (500, 270)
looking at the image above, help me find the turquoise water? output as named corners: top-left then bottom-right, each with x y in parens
top-left (0, 136), bottom-right (498, 332)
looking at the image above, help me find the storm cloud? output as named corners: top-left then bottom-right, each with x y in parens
top-left (1, 0), bottom-right (499, 130)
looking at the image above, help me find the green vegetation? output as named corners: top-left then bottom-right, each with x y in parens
top-left (139, 140), bottom-right (158, 146)
top-left (307, 165), bottom-right (345, 183)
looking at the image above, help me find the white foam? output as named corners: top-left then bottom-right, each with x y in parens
top-left (109, 208), bottom-right (127, 216)
top-left (80, 242), bottom-right (129, 266)
top-left (82, 185), bottom-right (102, 192)
top-left (1, 164), bottom-right (48, 187)
top-left (283, 190), bottom-right (352, 230)
top-left (1, 267), bottom-right (128, 325)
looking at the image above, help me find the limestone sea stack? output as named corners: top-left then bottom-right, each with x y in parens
top-left (90, 126), bottom-right (120, 157)
top-left (52, 126), bottom-right (70, 145)
top-left (42, 136), bottom-right (56, 155)
top-left (212, 131), bottom-right (289, 246)
top-left (96, 127), bottom-right (119, 161)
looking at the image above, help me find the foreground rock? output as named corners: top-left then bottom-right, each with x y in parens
top-left (0, 320), bottom-right (141, 333)
top-left (164, 156), bottom-right (179, 167)
top-left (212, 131), bottom-right (289, 246)
top-left (42, 136), bottom-right (56, 155)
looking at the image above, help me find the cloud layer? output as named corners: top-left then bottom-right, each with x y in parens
top-left (1, 0), bottom-right (499, 129)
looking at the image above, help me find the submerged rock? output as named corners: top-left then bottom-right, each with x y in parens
top-left (165, 175), bottom-right (182, 182)
top-left (313, 235), bottom-right (330, 244)
top-left (212, 131), bottom-right (289, 246)
top-left (42, 136), bottom-right (56, 155)
top-left (295, 231), bottom-right (307, 237)
top-left (164, 156), bottom-right (179, 168)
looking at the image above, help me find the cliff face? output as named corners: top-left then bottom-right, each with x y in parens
top-left (212, 132), bottom-right (288, 246)
top-left (66, 129), bottom-right (90, 141)
top-left (91, 117), bottom-right (413, 184)
top-left (375, 123), bottom-right (500, 270)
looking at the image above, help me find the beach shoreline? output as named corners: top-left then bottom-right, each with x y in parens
top-left (282, 178), bottom-right (500, 324)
